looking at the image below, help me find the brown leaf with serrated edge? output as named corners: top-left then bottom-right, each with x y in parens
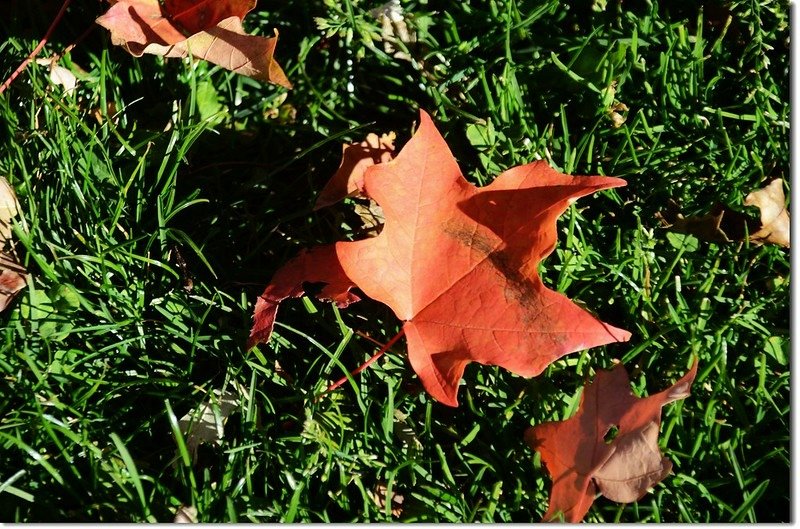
top-left (657, 201), bottom-right (753, 243)
top-left (745, 179), bottom-right (790, 247)
top-left (96, 0), bottom-right (290, 88)
top-left (250, 110), bottom-right (631, 407)
top-left (525, 360), bottom-right (698, 522)
top-left (314, 132), bottom-right (396, 210)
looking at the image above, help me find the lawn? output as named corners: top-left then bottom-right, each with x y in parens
top-left (0, 0), bottom-right (790, 522)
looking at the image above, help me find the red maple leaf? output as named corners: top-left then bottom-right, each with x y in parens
top-left (525, 360), bottom-right (699, 522)
top-left (96, 0), bottom-right (290, 87)
top-left (249, 110), bottom-right (631, 406)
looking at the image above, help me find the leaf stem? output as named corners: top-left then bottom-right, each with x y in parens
top-left (320, 328), bottom-right (406, 397)
top-left (0, 0), bottom-right (73, 95)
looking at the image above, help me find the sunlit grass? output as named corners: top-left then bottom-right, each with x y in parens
top-left (0, 0), bottom-right (788, 522)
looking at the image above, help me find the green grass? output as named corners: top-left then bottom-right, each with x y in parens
top-left (0, 0), bottom-right (789, 522)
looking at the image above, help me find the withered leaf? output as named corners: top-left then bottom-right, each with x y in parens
top-left (744, 178), bottom-right (789, 247)
top-left (525, 360), bottom-right (698, 522)
top-left (0, 177), bottom-right (27, 312)
top-left (657, 179), bottom-right (789, 248)
top-left (96, 0), bottom-right (290, 87)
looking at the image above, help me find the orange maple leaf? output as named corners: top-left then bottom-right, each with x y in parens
top-left (249, 110), bottom-right (631, 406)
top-left (96, 0), bottom-right (290, 88)
top-left (525, 360), bottom-right (698, 522)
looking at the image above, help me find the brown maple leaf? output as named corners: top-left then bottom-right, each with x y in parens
top-left (314, 132), bottom-right (396, 210)
top-left (525, 359), bottom-right (698, 522)
top-left (96, 0), bottom-right (290, 88)
top-left (249, 110), bottom-right (631, 406)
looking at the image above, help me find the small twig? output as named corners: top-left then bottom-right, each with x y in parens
top-left (355, 330), bottom-right (390, 348)
top-left (317, 328), bottom-right (406, 399)
top-left (0, 0), bottom-right (74, 95)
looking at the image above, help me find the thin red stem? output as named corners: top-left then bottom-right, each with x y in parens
top-left (0, 0), bottom-right (73, 96)
top-left (318, 328), bottom-right (405, 398)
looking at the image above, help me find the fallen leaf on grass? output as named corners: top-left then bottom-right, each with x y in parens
top-left (96, 0), bottom-right (290, 87)
top-left (607, 102), bottom-right (629, 128)
top-left (657, 179), bottom-right (789, 248)
top-left (525, 360), bottom-right (698, 522)
top-left (178, 389), bottom-right (240, 461)
top-left (250, 110), bottom-right (631, 406)
top-left (35, 57), bottom-right (78, 94)
top-left (744, 179), bottom-right (790, 247)
top-left (0, 177), bottom-right (27, 312)
top-left (314, 132), bottom-right (396, 210)
top-left (173, 505), bottom-right (198, 523)
top-left (368, 482), bottom-right (404, 518)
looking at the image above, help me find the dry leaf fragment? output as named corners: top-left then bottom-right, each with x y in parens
top-left (0, 177), bottom-right (21, 243)
top-left (656, 202), bottom-right (752, 243)
top-left (0, 177), bottom-right (27, 312)
top-left (0, 256), bottom-right (27, 313)
top-left (744, 179), bottom-right (790, 247)
top-left (352, 200), bottom-right (386, 236)
top-left (178, 389), bottom-right (240, 461)
top-left (314, 132), bottom-right (396, 210)
top-left (607, 102), bottom-right (629, 128)
top-left (173, 505), bottom-right (198, 523)
top-left (35, 57), bottom-right (78, 94)
top-left (525, 360), bottom-right (698, 522)
top-left (657, 179), bottom-right (789, 248)
top-left (368, 482), bottom-right (404, 518)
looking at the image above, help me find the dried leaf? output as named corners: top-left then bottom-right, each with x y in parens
top-left (178, 389), bottom-right (240, 461)
top-left (0, 256), bottom-right (27, 313)
top-left (657, 179), bottom-right (789, 248)
top-left (173, 505), bottom-right (198, 523)
top-left (0, 176), bottom-right (21, 244)
top-left (96, 0), bottom-right (290, 87)
top-left (525, 360), bottom-right (698, 522)
top-left (368, 482), bottom-right (404, 518)
top-left (744, 179), bottom-right (790, 247)
top-left (250, 110), bottom-right (631, 406)
top-left (607, 102), bottom-right (629, 128)
top-left (0, 177), bottom-right (27, 312)
top-left (352, 199), bottom-right (385, 236)
top-left (314, 132), bottom-right (396, 210)
top-left (36, 57), bottom-right (77, 94)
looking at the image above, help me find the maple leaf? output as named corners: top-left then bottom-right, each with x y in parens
top-left (249, 110), bottom-right (631, 406)
top-left (314, 132), bottom-right (396, 210)
top-left (96, 0), bottom-right (290, 88)
top-left (525, 360), bottom-right (698, 522)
